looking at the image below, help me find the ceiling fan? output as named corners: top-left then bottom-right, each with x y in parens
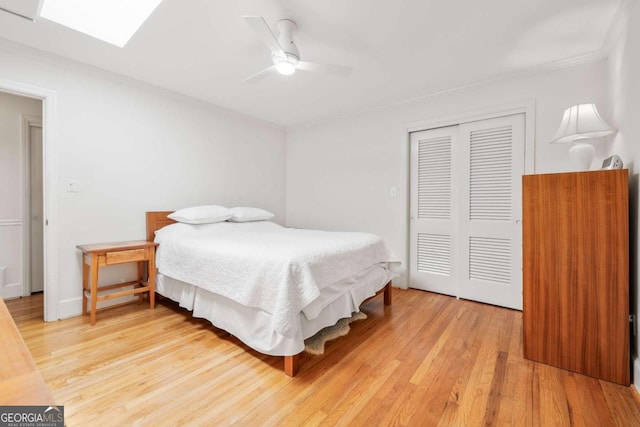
top-left (242, 16), bottom-right (353, 83)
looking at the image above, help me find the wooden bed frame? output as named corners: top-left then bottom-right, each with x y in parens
top-left (145, 211), bottom-right (392, 377)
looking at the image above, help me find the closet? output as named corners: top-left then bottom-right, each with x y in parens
top-left (522, 169), bottom-right (629, 385)
top-left (409, 113), bottom-right (525, 309)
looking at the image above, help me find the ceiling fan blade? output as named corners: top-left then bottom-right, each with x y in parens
top-left (244, 65), bottom-right (278, 83)
top-left (297, 61), bottom-right (353, 77)
top-left (243, 16), bottom-right (284, 54)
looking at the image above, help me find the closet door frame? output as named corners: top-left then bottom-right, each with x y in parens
top-left (402, 99), bottom-right (535, 297)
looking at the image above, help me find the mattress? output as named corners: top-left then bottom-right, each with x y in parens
top-left (156, 262), bottom-right (393, 356)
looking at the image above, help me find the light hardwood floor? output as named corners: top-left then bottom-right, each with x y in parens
top-left (7, 290), bottom-right (640, 426)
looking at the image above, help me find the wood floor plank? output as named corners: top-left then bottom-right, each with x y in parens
top-left (412, 305), bottom-right (489, 426)
top-left (563, 373), bottom-right (616, 427)
top-left (536, 362), bottom-right (573, 425)
top-left (384, 303), bottom-right (484, 425)
top-left (433, 304), bottom-right (497, 426)
top-left (498, 310), bottom-right (540, 427)
top-left (352, 298), bottom-right (461, 426)
top-left (600, 380), bottom-right (640, 425)
top-left (319, 358), bottom-right (401, 426)
top-left (5, 289), bottom-right (640, 426)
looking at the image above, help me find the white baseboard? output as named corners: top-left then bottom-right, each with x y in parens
top-left (393, 271), bottom-right (409, 289)
top-left (633, 357), bottom-right (640, 393)
top-left (58, 297), bottom-right (82, 319)
top-left (58, 294), bottom-right (139, 319)
top-left (2, 282), bottom-right (24, 299)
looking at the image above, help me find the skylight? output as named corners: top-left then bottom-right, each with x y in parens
top-left (40, 0), bottom-right (163, 48)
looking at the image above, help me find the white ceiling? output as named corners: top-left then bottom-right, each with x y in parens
top-left (0, 0), bottom-right (621, 127)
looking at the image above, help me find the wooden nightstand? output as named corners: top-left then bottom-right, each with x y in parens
top-left (76, 240), bottom-right (158, 326)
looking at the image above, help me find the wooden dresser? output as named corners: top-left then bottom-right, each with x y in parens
top-left (522, 169), bottom-right (630, 385)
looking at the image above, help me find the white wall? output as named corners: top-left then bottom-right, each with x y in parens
top-left (0, 91), bottom-right (41, 298)
top-left (0, 44), bottom-right (286, 317)
top-left (286, 61), bottom-right (609, 286)
top-left (606, 1), bottom-right (640, 390)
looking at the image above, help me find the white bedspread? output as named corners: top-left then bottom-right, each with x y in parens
top-left (154, 221), bottom-right (396, 338)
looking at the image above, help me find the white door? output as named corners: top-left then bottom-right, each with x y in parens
top-left (29, 125), bottom-right (44, 293)
top-left (409, 114), bottom-right (524, 310)
top-left (458, 115), bottom-right (524, 309)
top-left (409, 126), bottom-right (459, 296)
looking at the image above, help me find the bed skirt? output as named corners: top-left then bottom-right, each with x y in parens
top-left (156, 263), bottom-right (393, 356)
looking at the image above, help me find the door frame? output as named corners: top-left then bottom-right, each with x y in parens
top-left (1, 78), bottom-right (59, 322)
top-left (21, 114), bottom-right (43, 296)
top-left (402, 99), bottom-right (536, 291)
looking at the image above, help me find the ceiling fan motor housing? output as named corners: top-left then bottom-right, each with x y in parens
top-left (275, 19), bottom-right (300, 61)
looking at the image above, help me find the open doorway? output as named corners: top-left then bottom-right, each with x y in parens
top-left (0, 91), bottom-right (44, 315)
top-left (0, 80), bottom-right (57, 322)
top-left (23, 115), bottom-right (44, 295)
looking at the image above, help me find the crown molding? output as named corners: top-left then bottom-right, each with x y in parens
top-left (0, 37), bottom-right (284, 131)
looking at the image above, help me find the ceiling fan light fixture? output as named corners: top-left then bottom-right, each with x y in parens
top-left (276, 61), bottom-right (296, 76)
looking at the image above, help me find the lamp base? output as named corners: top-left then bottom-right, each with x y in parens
top-left (568, 142), bottom-right (595, 171)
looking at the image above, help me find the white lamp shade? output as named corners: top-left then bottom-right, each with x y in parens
top-left (551, 103), bottom-right (615, 143)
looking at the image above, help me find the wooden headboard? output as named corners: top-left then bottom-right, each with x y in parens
top-left (146, 211), bottom-right (176, 242)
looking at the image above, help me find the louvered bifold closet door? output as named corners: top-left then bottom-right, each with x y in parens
top-left (409, 126), bottom-right (459, 296)
top-left (458, 114), bottom-right (525, 309)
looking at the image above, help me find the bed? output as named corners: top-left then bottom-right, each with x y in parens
top-left (145, 211), bottom-right (396, 376)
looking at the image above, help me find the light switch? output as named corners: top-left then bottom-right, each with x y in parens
top-left (66, 179), bottom-right (78, 193)
top-left (390, 186), bottom-right (397, 197)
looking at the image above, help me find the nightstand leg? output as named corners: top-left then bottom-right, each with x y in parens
top-left (148, 248), bottom-right (156, 310)
top-left (90, 256), bottom-right (99, 326)
top-left (82, 256), bottom-right (89, 315)
top-left (137, 261), bottom-right (144, 304)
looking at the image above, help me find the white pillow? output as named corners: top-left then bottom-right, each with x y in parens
top-left (228, 207), bottom-right (274, 222)
top-left (168, 205), bottom-right (231, 224)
